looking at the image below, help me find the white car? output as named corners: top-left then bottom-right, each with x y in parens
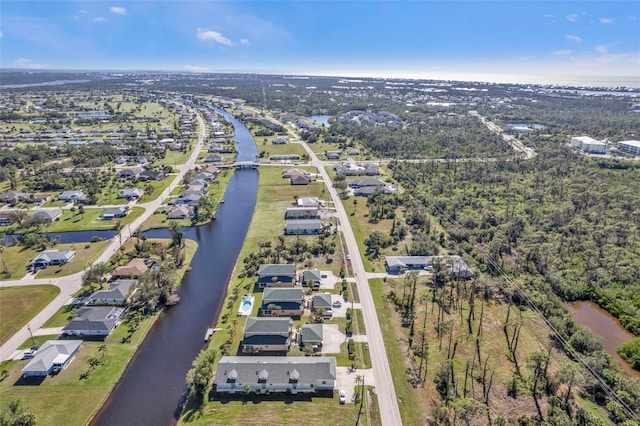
top-left (346, 255), bottom-right (351, 261)
top-left (323, 309), bottom-right (333, 318)
top-left (332, 300), bottom-right (342, 308)
top-left (339, 389), bottom-right (347, 404)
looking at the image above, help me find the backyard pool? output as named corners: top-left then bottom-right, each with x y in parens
top-left (238, 295), bottom-right (254, 316)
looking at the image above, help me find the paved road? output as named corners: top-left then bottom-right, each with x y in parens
top-left (0, 104), bottom-right (207, 362)
top-left (469, 110), bottom-right (537, 159)
top-left (250, 108), bottom-right (403, 425)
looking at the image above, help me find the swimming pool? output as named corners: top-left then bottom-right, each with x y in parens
top-left (237, 295), bottom-right (254, 316)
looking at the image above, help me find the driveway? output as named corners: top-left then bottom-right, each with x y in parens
top-left (319, 270), bottom-right (339, 290)
top-left (335, 367), bottom-right (375, 404)
top-left (321, 324), bottom-right (344, 354)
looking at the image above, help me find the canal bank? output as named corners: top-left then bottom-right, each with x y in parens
top-left (91, 106), bottom-right (259, 425)
top-left (567, 301), bottom-right (639, 378)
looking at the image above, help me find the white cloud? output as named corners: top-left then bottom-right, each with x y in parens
top-left (197, 28), bottom-right (233, 46)
top-left (184, 65), bottom-right (213, 72)
top-left (110, 7), bottom-right (127, 15)
top-left (12, 58), bottom-right (48, 69)
top-left (240, 38), bottom-right (250, 45)
top-left (566, 13), bottom-right (578, 22)
top-left (0, 31), bottom-right (3, 38)
top-left (79, 10), bottom-right (89, 14)
top-left (93, 17), bottom-right (107, 22)
top-left (566, 35), bottom-right (582, 43)
top-left (628, 16), bottom-right (637, 21)
top-left (600, 18), bottom-right (614, 24)
top-left (595, 44), bottom-right (609, 54)
top-left (515, 55), bottom-right (534, 61)
top-left (553, 49), bottom-right (573, 56)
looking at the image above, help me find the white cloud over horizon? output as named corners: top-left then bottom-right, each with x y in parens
top-left (566, 13), bottom-right (578, 22)
top-left (240, 38), bottom-right (249, 45)
top-left (110, 7), bottom-right (126, 15)
top-left (566, 35), bottom-right (582, 43)
top-left (93, 17), bottom-right (106, 22)
top-left (197, 28), bottom-right (233, 46)
top-left (600, 18), bottom-right (614, 24)
top-left (13, 58), bottom-right (48, 69)
top-left (184, 65), bottom-right (213, 72)
top-left (553, 49), bottom-right (573, 56)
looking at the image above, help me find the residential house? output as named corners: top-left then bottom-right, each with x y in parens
top-left (312, 293), bottom-right (333, 311)
top-left (170, 193), bottom-right (202, 207)
top-left (189, 179), bottom-right (208, 188)
top-left (62, 306), bottom-right (124, 337)
top-left (99, 207), bottom-right (129, 220)
top-left (118, 188), bottom-right (144, 200)
top-left (213, 356), bottom-right (336, 394)
top-left (385, 255), bottom-right (473, 278)
top-left (204, 154), bottom-right (224, 163)
top-left (184, 185), bottom-right (207, 195)
top-left (334, 164), bottom-right (364, 176)
top-left (21, 340), bottom-right (82, 377)
top-left (0, 191), bottom-right (29, 204)
top-left (167, 205), bottom-right (195, 219)
top-left (114, 156), bottom-right (128, 165)
top-left (194, 171), bottom-right (217, 182)
top-left (138, 170), bottom-right (165, 181)
top-left (115, 167), bottom-right (143, 179)
top-left (325, 150), bottom-right (342, 160)
top-left (261, 288), bottom-right (305, 317)
top-left (31, 250), bottom-right (75, 269)
top-left (348, 178), bottom-right (386, 188)
top-left (301, 269), bottom-right (322, 289)
top-left (285, 219), bottom-right (323, 235)
top-left (0, 211), bottom-right (15, 226)
top-left (285, 207), bottom-right (319, 220)
top-left (29, 208), bottom-right (62, 224)
top-left (270, 154), bottom-right (300, 161)
top-left (290, 174), bottom-right (311, 185)
top-left (273, 136), bottom-right (289, 144)
top-left (257, 264), bottom-right (297, 288)
top-left (86, 279), bottom-right (137, 305)
top-left (353, 186), bottom-right (392, 197)
top-left (242, 317), bottom-right (293, 353)
top-left (111, 258), bottom-right (154, 279)
top-left (301, 323), bottom-right (324, 350)
top-left (297, 197), bottom-right (322, 208)
top-left (29, 193), bottom-right (51, 205)
top-left (282, 169), bottom-right (309, 178)
top-left (58, 190), bottom-right (86, 203)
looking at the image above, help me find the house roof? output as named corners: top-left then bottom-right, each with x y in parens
top-left (214, 356), bottom-right (336, 386)
top-left (33, 250), bottom-right (75, 263)
top-left (116, 167), bottom-right (143, 176)
top-left (244, 317), bottom-right (292, 334)
top-left (100, 207), bottom-right (129, 217)
top-left (168, 205), bottom-right (194, 218)
top-left (242, 335), bottom-right (291, 346)
top-left (302, 269), bottom-right (323, 283)
top-left (313, 293), bottom-right (332, 309)
top-left (385, 255), bottom-right (473, 276)
top-left (285, 219), bottom-right (322, 231)
top-left (112, 258), bottom-right (151, 277)
top-left (22, 340), bottom-right (82, 375)
top-left (87, 279), bottom-right (137, 302)
top-left (262, 288), bottom-right (305, 303)
top-left (63, 306), bottom-right (124, 333)
top-left (297, 197), bottom-right (320, 207)
top-left (119, 188), bottom-right (143, 197)
top-left (258, 264), bottom-right (296, 277)
top-left (349, 178), bottom-right (386, 187)
top-left (59, 190), bottom-right (85, 199)
top-left (301, 323), bottom-right (324, 343)
top-left (30, 208), bottom-right (62, 221)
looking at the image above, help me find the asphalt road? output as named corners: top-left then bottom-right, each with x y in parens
top-left (0, 105), bottom-right (207, 361)
top-left (257, 109), bottom-right (404, 425)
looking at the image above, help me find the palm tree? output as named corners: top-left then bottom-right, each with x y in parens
top-left (98, 344), bottom-right (107, 360)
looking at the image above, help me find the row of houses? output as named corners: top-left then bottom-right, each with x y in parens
top-left (384, 255), bottom-right (473, 278)
top-left (334, 163), bottom-right (379, 176)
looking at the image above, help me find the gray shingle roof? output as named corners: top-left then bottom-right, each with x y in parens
top-left (262, 288), bottom-right (304, 304)
top-left (301, 323), bottom-right (324, 343)
top-left (214, 356), bottom-right (336, 386)
top-left (313, 293), bottom-right (332, 309)
top-left (244, 317), bottom-right (292, 335)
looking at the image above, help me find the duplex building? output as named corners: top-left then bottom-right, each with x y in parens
top-left (242, 317), bottom-right (293, 353)
top-left (261, 288), bottom-right (305, 317)
top-left (213, 356), bottom-right (336, 394)
top-left (285, 219), bottom-right (323, 235)
top-left (257, 264), bottom-right (297, 288)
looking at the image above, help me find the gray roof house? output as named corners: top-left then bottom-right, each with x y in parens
top-left (285, 219), bottom-right (323, 235)
top-left (118, 188), bottom-right (144, 200)
top-left (290, 174), bottom-right (311, 185)
top-left (285, 207), bottom-right (319, 219)
top-left (214, 356), bottom-right (336, 394)
top-left (31, 250), bottom-right (75, 269)
top-left (115, 167), bottom-right (143, 179)
top-left (62, 306), bottom-right (124, 337)
top-left (167, 205), bottom-right (195, 219)
top-left (297, 197), bottom-right (321, 208)
top-left (58, 190), bottom-right (86, 203)
top-left (301, 269), bottom-right (322, 289)
top-left (242, 317), bottom-right (293, 353)
top-left (257, 264), bottom-right (297, 288)
top-left (99, 207), bottom-right (129, 220)
top-left (86, 279), bottom-right (137, 305)
top-left (312, 293), bottom-right (333, 310)
top-left (29, 208), bottom-right (63, 223)
top-left (21, 340), bottom-right (82, 377)
top-left (138, 170), bottom-right (165, 181)
top-left (353, 186), bottom-right (392, 197)
top-left (261, 288), bottom-right (305, 317)
top-left (385, 255), bottom-right (473, 278)
top-left (301, 323), bottom-right (324, 347)
top-left (348, 178), bottom-right (386, 188)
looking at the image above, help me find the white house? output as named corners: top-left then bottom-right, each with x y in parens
top-left (618, 140), bottom-right (640, 155)
top-left (21, 340), bottom-right (82, 377)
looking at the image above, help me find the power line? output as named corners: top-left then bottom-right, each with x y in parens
top-left (391, 160), bottom-right (640, 423)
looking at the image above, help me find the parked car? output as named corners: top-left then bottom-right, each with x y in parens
top-left (22, 346), bottom-right (39, 359)
top-left (323, 309), bottom-right (334, 318)
top-left (346, 255), bottom-right (351, 261)
top-left (339, 389), bottom-right (346, 404)
top-left (332, 300), bottom-right (342, 308)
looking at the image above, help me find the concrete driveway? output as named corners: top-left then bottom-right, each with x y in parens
top-left (320, 324), bottom-right (344, 354)
top-left (335, 367), bottom-right (375, 404)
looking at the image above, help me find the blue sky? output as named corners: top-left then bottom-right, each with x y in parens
top-left (1, 1), bottom-right (639, 84)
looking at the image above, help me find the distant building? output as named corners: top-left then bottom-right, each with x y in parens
top-left (385, 255), bottom-right (473, 278)
top-left (570, 136), bottom-right (607, 154)
top-left (617, 140), bottom-right (640, 155)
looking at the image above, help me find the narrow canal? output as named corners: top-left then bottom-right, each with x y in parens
top-left (567, 301), bottom-right (640, 378)
top-left (92, 106), bottom-right (258, 425)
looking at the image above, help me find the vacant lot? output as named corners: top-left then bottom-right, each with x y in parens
top-left (0, 285), bottom-right (60, 345)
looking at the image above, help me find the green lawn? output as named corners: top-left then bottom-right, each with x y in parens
top-left (259, 142), bottom-right (307, 159)
top-left (45, 207), bottom-right (145, 232)
top-left (42, 305), bottom-right (79, 328)
top-left (0, 245), bottom-right (41, 280)
top-left (156, 148), bottom-right (193, 167)
top-left (0, 285), bottom-right (60, 345)
top-left (36, 240), bottom-right (111, 278)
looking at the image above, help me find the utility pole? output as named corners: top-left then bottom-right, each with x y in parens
top-left (27, 323), bottom-right (35, 346)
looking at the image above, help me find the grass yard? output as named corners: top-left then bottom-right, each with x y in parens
top-left (46, 207), bottom-right (145, 232)
top-left (0, 285), bottom-right (60, 345)
top-left (0, 245), bottom-right (42, 280)
top-left (36, 240), bottom-right (110, 278)
top-left (156, 147), bottom-right (193, 167)
top-left (42, 305), bottom-right (79, 328)
top-left (259, 142), bottom-right (307, 159)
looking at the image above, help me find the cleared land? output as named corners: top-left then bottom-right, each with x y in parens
top-left (0, 285), bottom-right (60, 345)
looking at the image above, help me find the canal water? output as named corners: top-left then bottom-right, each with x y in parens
top-left (567, 301), bottom-right (639, 378)
top-left (92, 105), bottom-right (259, 425)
